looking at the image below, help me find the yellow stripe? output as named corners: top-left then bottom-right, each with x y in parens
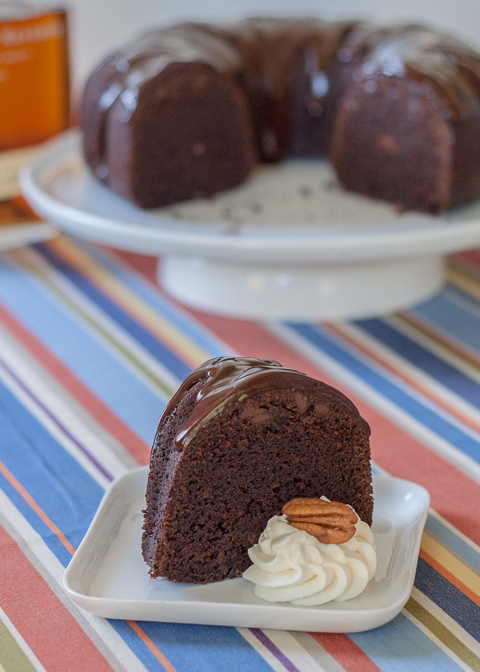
top-left (421, 530), bottom-right (480, 598)
top-left (48, 236), bottom-right (211, 368)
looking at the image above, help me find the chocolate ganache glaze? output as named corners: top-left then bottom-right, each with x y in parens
top-left (159, 356), bottom-right (370, 450)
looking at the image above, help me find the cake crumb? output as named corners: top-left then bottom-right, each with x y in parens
top-left (300, 186), bottom-right (312, 197)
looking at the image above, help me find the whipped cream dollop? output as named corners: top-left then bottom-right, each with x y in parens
top-left (243, 506), bottom-right (376, 606)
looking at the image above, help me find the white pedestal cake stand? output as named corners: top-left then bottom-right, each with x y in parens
top-left (19, 130), bottom-right (480, 321)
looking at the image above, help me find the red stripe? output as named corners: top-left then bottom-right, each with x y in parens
top-left (0, 300), bottom-right (150, 466)
top-left (311, 633), bottom-right (382, 672)
top-left (0, 523), bottom-right (114, 671)
top-left (118, 252), bottom-right (480, 543)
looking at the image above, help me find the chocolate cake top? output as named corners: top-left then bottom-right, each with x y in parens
top-left (159, 356), bottom-right (370, 449)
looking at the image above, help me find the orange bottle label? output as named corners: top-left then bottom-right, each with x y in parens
top-left (0, 8), bottom-right (70, 150)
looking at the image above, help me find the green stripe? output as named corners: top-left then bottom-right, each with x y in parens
top-left (405, 597), bottom-right (480, 671)
top-left (11, 249), bottom-right (176, 400)
top-left (0, 619), bottom-right (38, 672)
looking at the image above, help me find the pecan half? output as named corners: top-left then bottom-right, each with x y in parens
top-left (282, 497), bottom-right (358, 544)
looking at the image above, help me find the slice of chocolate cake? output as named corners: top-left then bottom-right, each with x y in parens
top-left (142, 356), bottom-right (372, 584)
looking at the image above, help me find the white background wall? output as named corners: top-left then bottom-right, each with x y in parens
top-left (35, 0), bottom-right (480, 98)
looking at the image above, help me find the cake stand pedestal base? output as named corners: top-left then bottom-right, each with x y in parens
top-left (158, 254), bottom-right (446, 321)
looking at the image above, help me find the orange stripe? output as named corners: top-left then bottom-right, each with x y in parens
top-left (127, 621), bottom-right (178, 672)
top-left (419, 548), bottom-right (480, 608)
top-left (0, 458), bottom-right (76, 555)
top-left (326, 322), bottom-right (480, 435)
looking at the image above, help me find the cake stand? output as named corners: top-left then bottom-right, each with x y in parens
top-left (19, 130), bottom-right (480, 321)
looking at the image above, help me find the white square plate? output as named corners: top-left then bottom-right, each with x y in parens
top-left (63, 467), bottom-right (429, 632)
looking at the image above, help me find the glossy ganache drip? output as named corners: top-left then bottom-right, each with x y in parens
top-left (335, 22), bottom-right (480, 117)
top-left (157, 356), bottom-right (370, 450)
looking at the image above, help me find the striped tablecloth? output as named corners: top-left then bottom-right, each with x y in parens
top-left (1, 234), bottom-right (479, 672)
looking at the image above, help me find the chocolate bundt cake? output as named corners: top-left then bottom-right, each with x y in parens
top-left (82, 18), bottom-right (480, 213)
top-left (141, 356), bottom-right (372, 584)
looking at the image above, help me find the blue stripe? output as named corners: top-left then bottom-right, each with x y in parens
top-left (288, 323), bottom-right (480, 462)
top-left (0, 379), bottom-right (104, 561)
top-left (138, 622), bottom-right (274, 672)
top-left (349, 612), bottom-right (464, 672)
top-left (355, 318), bottom-right (480, 409)
top-left (414, 557), bottom-right (480, 642)
top-left (0, 256), bottom-right (167, 444)
top-left (0, 472), bottom-right (74, 568)
top-left (37, 243), bottom-right (193, 381)
top-left (108, 621), bottom-right (168, 672)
